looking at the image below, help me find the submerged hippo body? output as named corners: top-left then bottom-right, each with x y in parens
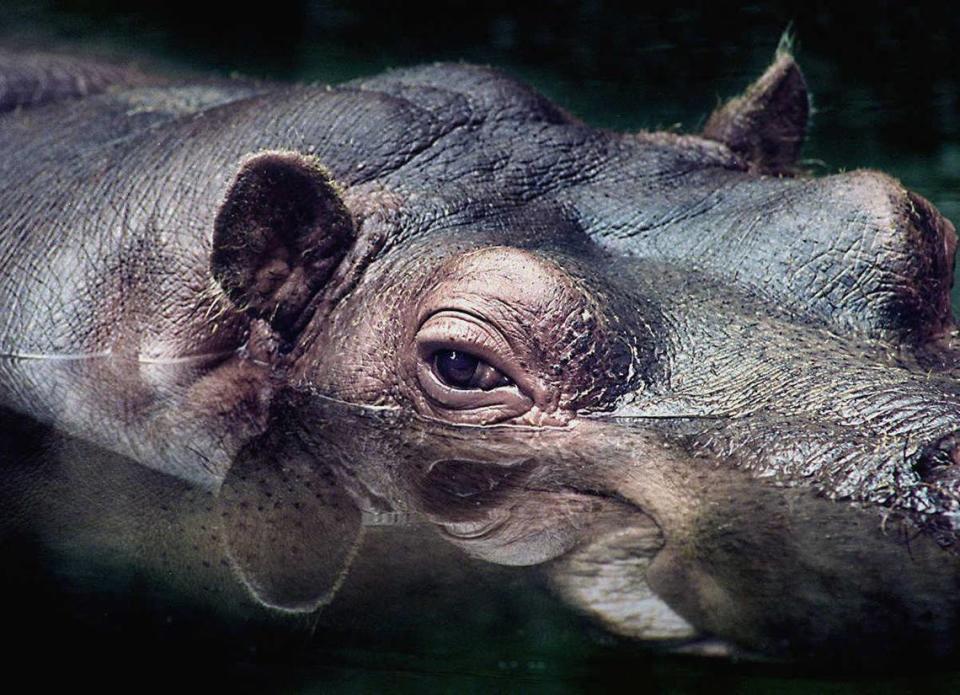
top-left (1, 49), bottom-right (959, 661)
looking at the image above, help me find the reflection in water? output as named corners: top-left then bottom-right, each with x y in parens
top-left (3, 377), bottom-right (960, 674)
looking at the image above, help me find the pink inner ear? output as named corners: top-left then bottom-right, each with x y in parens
top-left (211, 151), bottom-right (355, 335)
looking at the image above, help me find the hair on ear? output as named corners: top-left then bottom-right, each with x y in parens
top-left (702, 49), bottom-right (809, 175)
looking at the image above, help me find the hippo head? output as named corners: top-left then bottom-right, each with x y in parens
top-left (205, 50), bottom-right (958, 526)
top-left (165, 50), bottom-right (960, 659)
top-left (3, 46), bottom-right (959, 664)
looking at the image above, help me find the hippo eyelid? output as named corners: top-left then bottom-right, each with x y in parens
top-left (416, 306), bottom-right (516, 347)
top-left (415, 310), bottom-right (517, 380)
top-left (412, 310), bottom-right (539, 422)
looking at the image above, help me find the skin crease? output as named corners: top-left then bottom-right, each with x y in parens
top-left (399, 246), bottom-right (617, 425)
top-left (0, 48), bottom-right (959, 662)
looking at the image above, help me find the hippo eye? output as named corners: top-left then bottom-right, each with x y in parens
top-left (413, 309), bottom-right (536, 424)
top-left (433, 349), bottom-right (513, 390)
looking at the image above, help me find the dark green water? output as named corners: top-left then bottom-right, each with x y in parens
top-left (1, 2), bottom-right (958, 692)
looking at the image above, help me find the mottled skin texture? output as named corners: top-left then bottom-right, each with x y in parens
top-left (0, 50), bottom-right (959, 660)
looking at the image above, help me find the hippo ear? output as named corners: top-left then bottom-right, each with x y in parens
top-left (211, 151), bottom-right (355, 334)
top-left (701, 49), bottom-right (809, 175)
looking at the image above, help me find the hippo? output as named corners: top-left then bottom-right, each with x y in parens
top-left (0, 47), bottom-right (959, 664)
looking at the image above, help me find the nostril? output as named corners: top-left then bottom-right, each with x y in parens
top-left (905, 191), bottom-right (957, 337)
top-left (907, 192), bottom-right (957, 274)
top-left (916, 432), bottom-right (960, 481)
top-left (827, 171), bottom-right (958, 340)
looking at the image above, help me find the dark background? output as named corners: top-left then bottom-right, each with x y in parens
top-left (2, 1), bottom-right (958, 138)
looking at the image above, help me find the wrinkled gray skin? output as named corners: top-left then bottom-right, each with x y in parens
top-left (1, 49), bottom-right (959, 662)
